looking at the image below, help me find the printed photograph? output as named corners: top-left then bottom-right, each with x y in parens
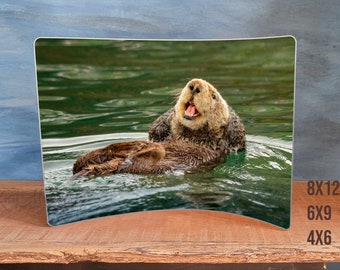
top-left (35, 37), bottom-right (295, 227)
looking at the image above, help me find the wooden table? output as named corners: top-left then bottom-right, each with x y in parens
top-left (0, 180), bottom-right (339, 267)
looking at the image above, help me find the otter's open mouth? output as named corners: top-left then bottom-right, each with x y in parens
top-left (183, 102), bottom-right (200, 120)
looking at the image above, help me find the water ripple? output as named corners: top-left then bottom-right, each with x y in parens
top-left (42, 133), bottom-right (291, 227)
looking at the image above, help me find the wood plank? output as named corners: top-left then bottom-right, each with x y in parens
top-left (0, 262), bottom-right (328, 270)
top-left (0, 180), bottom-right (339, 264)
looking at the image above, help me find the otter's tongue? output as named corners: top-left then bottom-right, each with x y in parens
top-left (185, 104), bottom-right (198, 117)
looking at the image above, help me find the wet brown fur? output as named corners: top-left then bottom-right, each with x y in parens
top-left (72, 79), bottom-right (245, 177)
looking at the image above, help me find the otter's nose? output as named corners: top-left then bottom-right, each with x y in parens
top-left (189, 84), bottom-right (201, 94)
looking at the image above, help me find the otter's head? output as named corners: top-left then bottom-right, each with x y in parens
top-left (174, 79), bottom-right (229, 131)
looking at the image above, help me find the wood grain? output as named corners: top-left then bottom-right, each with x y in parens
top-left (0, 180), bottom-right (339, 264)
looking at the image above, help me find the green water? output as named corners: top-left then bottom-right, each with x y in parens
top-left (36, 37), bottom-right (295, 227)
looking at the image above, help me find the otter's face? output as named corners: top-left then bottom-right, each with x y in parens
top-left (174, 79), bottom-right (229, 130)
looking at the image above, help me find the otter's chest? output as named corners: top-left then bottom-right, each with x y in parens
top-left (171, 125), bottom-right (225, 151)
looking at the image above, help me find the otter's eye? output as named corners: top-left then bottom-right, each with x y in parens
top-left (189, 85), bottom-right (194, 91)
top-left (195, 87), bottom-right (200, 94)
top-left (212, 94), bottom-right (216, 99)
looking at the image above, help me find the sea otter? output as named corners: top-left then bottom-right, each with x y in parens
top-left (72, 79), bottom-right (245, 177)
